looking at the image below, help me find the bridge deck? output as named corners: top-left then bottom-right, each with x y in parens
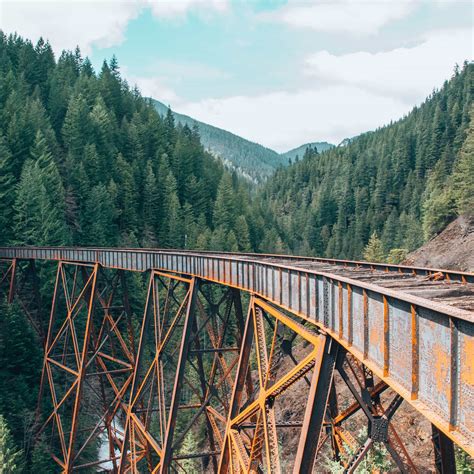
top-left (1, 246), bottom-right (473, 456)
top-left (259, 256), bottom-right (474, 312)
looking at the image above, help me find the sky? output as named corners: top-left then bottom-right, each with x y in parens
top-left (0, 0), bottom-right (472, 152)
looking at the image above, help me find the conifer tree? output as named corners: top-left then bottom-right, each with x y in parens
top-left (0, 134), bottom-right (15, 244)
top-left (0, 301), bottom-right (41, 449)
top-left (89, 96), bottom-right (116, 171)
top-left (142, 161), bottom-right (159, 245)
top-left (0, 415), bottom-right (23, 473)
top-left (62, 93), bottom-right (91, 159)
top-left (12, 151), bottom-right (70, 247)
top-left (213, 174), bottom-right (236, 232)
top-left (363, 232), bottom-right (385, 263)
top-left (235, 215), bottom-right (251, 251)
top-left (115, 153), bottom-right (138, 233)
top-left (83, 183), bottom-right (117, 246)
top-left (163, 172), bottom-right (182, 248)
top-left (226, 230), bottom-right (239, 252)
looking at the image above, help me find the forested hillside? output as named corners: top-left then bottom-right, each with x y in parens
top-left (0, 32), bottom-right (259, 253)
top-left (280, 141), bottom-right (334, 163)
top-left (153, 99), bottom-right (287, 181)
top-left (258, 62), bottom-right (473, 260)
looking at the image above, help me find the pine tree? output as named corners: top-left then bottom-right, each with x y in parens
top-left (32, 131), bottom-right (70, 244)
top-left (0, 415), bottom-right (23, 473)
top-left (13, 160), bottom-right (47, 245)
top-left (226, 230), bottom-right (239, 252)
top-left (115, 154), bottom-right (138, 233)
top-left (363, 232), bottom-right (385, 263)
top-left (381, 209), bottom-right (399, 251)
top-left (30, 434), bottom-right (56, 472)
top-left (0, 134), bottom-right (15, 244)
top-left (62, 93), bottom-right (91, 159)
top-left (163, 172), bottom-right (182, 248)
top-left (181, 202), bottom-right (197, 248)
top-left (235, 215), bottom-right (251, 251)
top-left (142, 161), bottom-right (159, 246)
top-left (213, 174), bottom-right (236, 232)
top-left (83, 183), bottom-right (117, 246)
top-left (0, 301), bottom-right (41, 450)
top-left (89, 96), bottom-right (116, 172)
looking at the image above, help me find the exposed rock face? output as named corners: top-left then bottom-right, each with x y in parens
top-left (403, 215), bottom-right (474, 272)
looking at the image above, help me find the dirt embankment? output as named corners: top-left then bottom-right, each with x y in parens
top-left (403, 215), bottom-right (474, 272)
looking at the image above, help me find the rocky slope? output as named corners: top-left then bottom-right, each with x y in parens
top-left (403, 215), bottom-right (474, 272)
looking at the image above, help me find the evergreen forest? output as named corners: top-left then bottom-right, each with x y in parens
top-left (258, 62), bottom-right (473, 260)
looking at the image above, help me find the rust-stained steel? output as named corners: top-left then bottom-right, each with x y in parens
top-left (0, 246), bottom-right (473, 472)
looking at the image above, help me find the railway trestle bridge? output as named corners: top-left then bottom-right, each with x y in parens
top-left (0, 247), bottom-right (473, 473)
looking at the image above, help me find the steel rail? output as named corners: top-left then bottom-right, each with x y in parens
top-left (1, 246), bottom-right (473, 456)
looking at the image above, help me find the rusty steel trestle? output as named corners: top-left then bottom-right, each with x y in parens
top-left (0, 255), bottom-right (466, 472)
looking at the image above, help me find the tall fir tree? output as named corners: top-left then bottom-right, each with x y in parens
top-left (0, 414), bottom-right (24, 473)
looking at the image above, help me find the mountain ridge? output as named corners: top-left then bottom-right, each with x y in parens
top-left (152, 99), bottom-right (334, 181)
top-left (153, 99), bottom-right (284, 181)
top-left (280, 142), bottom-right (334, 162)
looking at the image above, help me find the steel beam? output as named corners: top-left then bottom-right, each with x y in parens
top-left (293, 336), bottom-right (338, 473)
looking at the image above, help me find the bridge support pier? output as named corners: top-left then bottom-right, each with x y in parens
top-left (432, 424), bottom-right (456, 473)
top-left (118, 272), bottom-right (247, 473)
top-left (219, 297), bottom-right (338, 474)
top-left (34, 261), bottom-right (138, 472)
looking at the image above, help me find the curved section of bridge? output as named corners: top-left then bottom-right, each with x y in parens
top-left (1, 246), bottom-right (473, 472)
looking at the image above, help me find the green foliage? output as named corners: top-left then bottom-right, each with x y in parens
top-left (179, 431), bottom-right (200, 472)
top-left (153, 99), bottom-right (289, 182)
top-left (324, 428), bottom-right (393, 473)
top-left (0, 31), bottom-right (254, 252)
top-left (280, 142), bottom-right (333, 163)
top-left (0, 415), bottom-right (24, 473)
top-left (213, 174), bottom-right (236, 232)
top-left (30, 434), bottom-right (57, 473)
top-left (363, 232), bottom-right (385, 263)
top-left (0, 301), bottom-right (42, 448)
top-left (387, 248), bottom-right (408, 264)
top-left (455, 446), bottom-right (474, 473)
top-left (0, 134), bottom-right (15, 244)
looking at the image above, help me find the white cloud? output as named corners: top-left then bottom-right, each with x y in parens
top-left (127, 75), bottom-right (183, 105)
top-left (0, 0), bottom-right (142, 55)
top-left (0, 0), bottom-right (229, 56)
top-left (178, 86), bottom-right (410, 152)
top-left (266, 0), bottom-right (418, 35)
top-left (123, 60), bottom-right (230, 107)
top-left (176, 27), bottom-right (472, 151)
top-left (304, 28), bottom-right (472, 103)
top-left (148, 0), bottom-right (228, 18)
